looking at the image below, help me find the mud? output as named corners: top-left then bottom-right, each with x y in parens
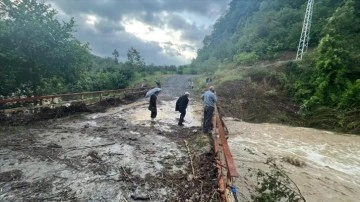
top-left (0, 75), bottom-right (221, 201)
top-left (0, 89), bottom-right (148, 126)
top-left (217, 79), bottom-right (299, 125)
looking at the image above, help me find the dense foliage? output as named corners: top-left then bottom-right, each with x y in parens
top-left (286, 0), bottom-right (360, 132)
top-left (193, 0), bottom-right (343, 71)
top-left (0, 0), bottom-right (176, 98)
top-left (0, 0), bottom-right (91, 96)
top-left (194, 0), bottom-right (360, 132)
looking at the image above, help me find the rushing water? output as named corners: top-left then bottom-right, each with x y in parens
top-left (224, 118), bottom-right (360, 202)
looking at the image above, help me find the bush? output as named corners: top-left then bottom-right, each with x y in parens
top-left (233, 52), bottom-right (259, 65)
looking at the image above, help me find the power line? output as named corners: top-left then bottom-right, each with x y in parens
top-left (296, 0), bottom-right (315, 60)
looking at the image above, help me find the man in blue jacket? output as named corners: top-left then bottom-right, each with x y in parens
top-left (201, 86), bottom-right (217, 134)
top-left (175, 92), bottom-right (190, 126)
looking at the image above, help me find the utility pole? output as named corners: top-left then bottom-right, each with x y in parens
top-left (296, 0), bottom-right (315, 60)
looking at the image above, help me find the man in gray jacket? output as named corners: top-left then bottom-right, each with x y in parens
top-left (201, 86), bottom-right (217, 134)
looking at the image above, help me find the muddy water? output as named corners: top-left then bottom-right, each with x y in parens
top-left (224, 118), bottom-right (360, 202)
top-left (125, 98), bottom-right (202, 129)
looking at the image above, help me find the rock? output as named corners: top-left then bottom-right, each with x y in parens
top-left (0, 170), bottom-right (22, 182)
top-left (192, 129), bottom-right (198, 133)
top-left (128, 137), bottom-right (138, 141)
top-left (130, 194), bottom-right (150, 200)
top-left (47, 143), bottom-right (62, 148)
top-left (187, 174), bottom-right (194, 181)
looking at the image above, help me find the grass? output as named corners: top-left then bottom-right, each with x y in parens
top-left (128, 71), bottom-right (173, 88)
top-left (194, 64), bottom-right (271, 92)
top-left (193, 134), bottom-right (210, 148)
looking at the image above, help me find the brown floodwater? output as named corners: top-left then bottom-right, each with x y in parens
top-left (224, 118), bottom-right (360, 202)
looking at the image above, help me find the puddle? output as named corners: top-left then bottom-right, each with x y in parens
top-left (123, 98), bottom-right (202, 130)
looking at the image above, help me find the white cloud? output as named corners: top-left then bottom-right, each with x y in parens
top-left (85, 15), bottom-right (98, 25)
top-left (122, 18), bottom-right (196, 62)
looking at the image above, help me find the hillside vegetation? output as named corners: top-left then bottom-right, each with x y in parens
top-left (0, 0), bottom-right (175, 98)
top-left (193, 0), bottom-right (360, 133)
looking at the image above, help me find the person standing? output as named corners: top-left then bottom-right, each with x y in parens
top-left (155, 81), bottom-right (161, 88)
top-left (148, 91), bottom-right (160, 123)
top-left (187, 79), bottom-right (191, 89)
top-left (175, 92), bottom-right (190, 126)
top-left (201, 86), bottom-right (217, 134)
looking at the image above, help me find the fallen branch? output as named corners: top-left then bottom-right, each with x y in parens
top-left (272, 163), bottom-right (307, 202)
top-left (209, 190), bottom-right (218, 202)
top-left (266, 159), bottom-right (307, 202)
top-left (64, 142), bottom-right (116, 153)
top-left (183, 139), bottom-right (195, 175)
top-left (105, 152), bottom-right (124, 156)
top-left (214, 161), bottom-right (228, 169)
top-left (120, 166), bottom-right (136, 185)
top-left (232, 158), bottom-right (266, 164)
top-left (121, 197), bottom-right (129, 202)
top-left (200, 180), bottom-right (203, 199)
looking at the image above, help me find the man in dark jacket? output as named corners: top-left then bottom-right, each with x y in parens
top-left (175, 92), bottom-right (190, 126)
top-left (149, 91), bottom-right (160, 123)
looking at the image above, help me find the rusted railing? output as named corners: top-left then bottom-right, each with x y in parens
top-left (212, 105), bottom-right (239, 201)
top-left (0, 87), bottom-right (150, 112)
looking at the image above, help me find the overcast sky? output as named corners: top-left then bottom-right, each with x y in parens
top-left (43, 0), bottom-right (231, 65)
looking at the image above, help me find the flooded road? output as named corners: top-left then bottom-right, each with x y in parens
top-left (224, 118), bottom-right (360, 202)
top-left (0, 74), bottom-right (211, 202)
top-left (2, 74), bottom-right (358, 201)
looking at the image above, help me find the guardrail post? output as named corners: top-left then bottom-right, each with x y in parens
top-left (213, 105), bottom-right (239, 202)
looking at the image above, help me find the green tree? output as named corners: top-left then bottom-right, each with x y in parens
top-left (126, 47), bottom-right (145, 70)
top-left (112, 49), bottom-right (119, 64)
top-left (194, 0), bottom-right (343, 68)
top-left (0, 0), bottom-right (90, 96)
top-left (313, 34), bottom-right (351, 105)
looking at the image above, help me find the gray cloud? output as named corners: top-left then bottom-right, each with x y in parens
top-left (49, 0), bottom-right (227, 19)
top-left (89, 19), bottom-right (125, 34)
top-left (44, 0), bottom-right (231, 65)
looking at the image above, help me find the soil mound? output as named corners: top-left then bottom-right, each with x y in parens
top-left (217, 78), bottom-right (299, 124)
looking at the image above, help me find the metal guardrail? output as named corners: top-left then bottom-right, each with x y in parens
top-left (212, 105), bottom-right (239, 202)
top-left (0, 87), bottom-right (150, 112)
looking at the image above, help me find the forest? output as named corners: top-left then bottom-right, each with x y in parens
top-left (0, 0), bottom-right (177, 98)
top-left (193, 0), bottom-right (360, 132)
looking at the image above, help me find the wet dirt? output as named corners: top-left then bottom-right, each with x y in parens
top-left (0, 75), bottom-right (220, 202)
